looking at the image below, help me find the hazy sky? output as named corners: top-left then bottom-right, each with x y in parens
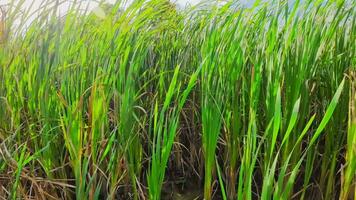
top-left (0, 0), bottom-right (213, 31)
top-left (0, 0), bottom-right (228, 30)
top-left (0, 0), bottom-right (260, 16)
top-left (1, 1), bottom-right (302, 17)
top-left (0, 0), bottom-right (218, 18)
top-left (0, 0), bottom-right (260, 15)
top-left (1, 0), bottom-right (205, 9)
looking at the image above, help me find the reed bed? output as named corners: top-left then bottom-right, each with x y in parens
top-left (0, 0), bottom-right (355, 199)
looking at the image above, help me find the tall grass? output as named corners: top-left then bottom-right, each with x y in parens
top-left (0, 0), bottom-right (355, 199)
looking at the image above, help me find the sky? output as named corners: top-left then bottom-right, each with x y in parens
top-left (0, 0), bottom-right (228, 31)
top-left (0, 0), bottom-right (218, 21)
top-left (0, 0), bottom-right (255, 20)
top-left (1, 0), bottom-right (206, 10)
top-left (0, 0), bottom-right (301, 22)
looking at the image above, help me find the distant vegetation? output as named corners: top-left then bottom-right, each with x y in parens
top-left (0, 0), bottom-right (355, 199)
top-left (0, 5), bottom-right (6, 43)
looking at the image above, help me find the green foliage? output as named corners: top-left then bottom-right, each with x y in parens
top-left (0, 0), bottom-right (355, 199)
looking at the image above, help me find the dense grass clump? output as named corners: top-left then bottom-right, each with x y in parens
top-left (0, 0), bottom-right (355, 199)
